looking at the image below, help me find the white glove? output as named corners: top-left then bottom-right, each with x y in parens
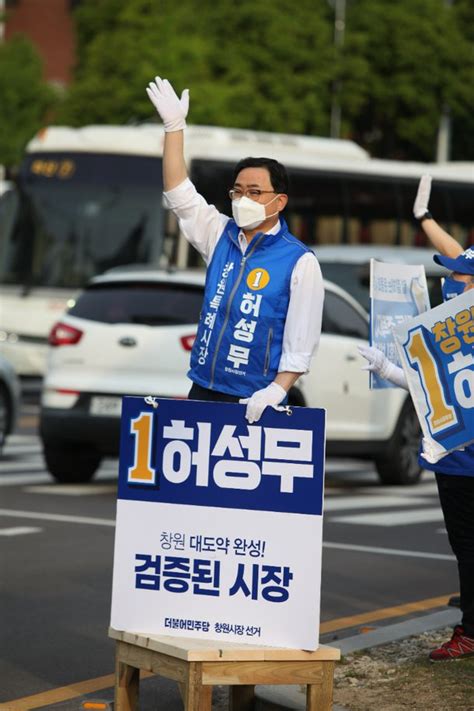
top-left (413, 174), bottom-right (432, 219)
top-left (239, 382), bottom-right (287, 424)
top-left (357, 345), bottom-right (408, 389)
top-left (146, 77), bottom-right (189, 132)
top-left (421, 437), bottom-right (448, 464)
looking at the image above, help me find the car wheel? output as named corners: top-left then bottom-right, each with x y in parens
top-left (0, 385), bottom-right (11, 451)
top-left (43, 442), bottom-right (101, 483)
top-left (375, 399), bottom-right (422, 485)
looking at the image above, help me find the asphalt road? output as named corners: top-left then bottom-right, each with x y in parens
top-left (0, 401), bottom-right (458, 709)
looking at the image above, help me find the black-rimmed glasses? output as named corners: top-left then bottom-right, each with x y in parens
top-left (228, 188), bottom-right (277, 201)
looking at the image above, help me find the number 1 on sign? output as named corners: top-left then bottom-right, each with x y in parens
top-left (128, 412), bottom-right (156, 484)
top-left (406, 328), bottom-right (458, 435)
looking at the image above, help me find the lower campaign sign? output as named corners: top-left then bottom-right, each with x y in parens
top-left (110, 397), bottom-right (326, 650)
top-left (393, 290), bottom-right (474, 457)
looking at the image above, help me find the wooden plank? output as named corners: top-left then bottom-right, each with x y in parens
top-left (117, 641), bottom-right (188, 683)
top-left (307, 662), bottom-right (335, 711)
top-left (115, 656), bottom-right (139, 711)
top-left (184, 663), bottom-right (212, 711)
top-left (201, 660), bottom-right (324, 685)
top-left (109, 628), bottom-right (340, 662)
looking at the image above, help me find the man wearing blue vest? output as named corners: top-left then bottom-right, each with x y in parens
top-left (147, 77), bottom-right (324, 423)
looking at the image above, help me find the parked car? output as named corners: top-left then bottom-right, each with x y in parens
top-left (40, 268), bottom-right (421, 486)
top-left (0, 353), bottom-right (21, 452)
top-left (312, 245), bottom-right (446, 312)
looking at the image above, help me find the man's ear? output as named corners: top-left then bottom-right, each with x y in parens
top-left (277, 194), bottom-right (288, 211)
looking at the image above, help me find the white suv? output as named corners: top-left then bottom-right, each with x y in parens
top-left (40, 269), bottom-right (420, 486)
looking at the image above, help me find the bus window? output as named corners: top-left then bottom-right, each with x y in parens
top-left (191, 159), bottom-right (234, 215)
top-left (0, 186), bottom-right (19, 277)
top-left (440, 183), bottom-right (473, 248)
top-left (1, 153), bottom-right (165, 289)
top-left (286, 171), bottom-right (345, 245)
top-left (344, 177), bottom-right (399, 246)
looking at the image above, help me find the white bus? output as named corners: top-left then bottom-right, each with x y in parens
top-left (0, 123), bottom-right (472, 378)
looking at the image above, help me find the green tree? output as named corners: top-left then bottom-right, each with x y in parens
top-left (0, 36), bottom-right (58, 169)
top-left (451, 0), bottom-right (474, 160)
top-left (341, 0), bottom-right (474, 160)
top-left (62, 0), bottom-right (473, 161)
top-left (60, 0), bottom-right (334, 136)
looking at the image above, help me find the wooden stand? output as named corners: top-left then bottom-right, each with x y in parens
top-left (110, 627), bottom-right (340, 711)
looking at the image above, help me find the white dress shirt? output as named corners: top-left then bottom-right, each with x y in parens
top-left (163, 178), bottom-right (324, 373)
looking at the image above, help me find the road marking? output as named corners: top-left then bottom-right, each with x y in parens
top-left (330, 507), bottom-right (444, 526)
top-left (323, 541), bottom-right (455, 560)
top-left (1, 445), bottom-right (42, 455)
top-left (23, 484), bottom-right (117, 496)
top-left (325, 459), bottom-right (375, 472)
top-left (0, 526), bottom-right (42, 536)
top-left (5, 434), bottom-right (40, 445)
top-left (2, 673), bottom-right (115, 710)
top-left (0, 509), bottom-right (115, 527)
top-left (319, 593), bottom-right (458, 634)
top-left (2, 670), bottom-right (153, 710)
top-left (324, 495), bottom-right (430, 511)
top-left (0, 469), bottom-right (118, 487)
top-left (0, 473), bottom-right (52, 486)
top-left (4, 593), bottom-right (457, 708)
top-left (0, 461), bottom-right (46, 473)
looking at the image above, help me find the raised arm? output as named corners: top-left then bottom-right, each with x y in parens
top-left (413, 175), bottom-right (464, 258)
top-left (146, 77), bottom-right (189, 191)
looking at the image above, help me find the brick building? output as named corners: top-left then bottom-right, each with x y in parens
top-left (3, 0), bottom-right (79, 86)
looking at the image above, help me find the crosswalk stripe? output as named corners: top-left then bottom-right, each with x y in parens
top-left (0, 473), bottom-right (52, 486)
top-left (330, 507), bottom-right (445, 526)
top-left (2, 445), bottom-right (42, 455)
top-left (323, 541), bottom-right (455, 560)
top-left (5, 434), bottom-right (40, 445)
top-left (324, 495), bottom-right (431, 512)
top-left (0, 461), bottom-right (46, 472)
top-left (0, 526), bottom-right (42, 536)
top-left (0, 508), bottom-right (115, 527)
top-left (24, 484), bottom-right (117, 495)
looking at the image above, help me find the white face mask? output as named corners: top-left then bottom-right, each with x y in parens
top-left (232, 195), bottom-right (279, 230)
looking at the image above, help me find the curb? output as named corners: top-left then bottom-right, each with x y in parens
top-left (254, 607), bottom-right (461, 711)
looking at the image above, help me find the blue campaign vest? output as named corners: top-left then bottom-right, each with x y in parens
top-left (419, 443), bottom-right (474, 478)
top-left (188, 218), bottom-right (310, 397)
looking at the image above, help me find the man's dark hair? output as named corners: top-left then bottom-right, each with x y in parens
top-left (232, 157), bottom-right (289, 194)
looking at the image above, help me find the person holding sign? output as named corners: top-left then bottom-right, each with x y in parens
top-left (359, 175), bottom-right (474, 661)
top-left (146, 77), bottom-right (324, 423)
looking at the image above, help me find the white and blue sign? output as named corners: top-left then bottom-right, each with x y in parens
top-left (370, 259), bottom-right (430, 389)
top-left (110, 397), bottom-right (326, 650)
top-left (393, 290), bottom-right (474, 457)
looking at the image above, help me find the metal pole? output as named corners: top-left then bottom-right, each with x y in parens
top-left (0, 0), bottom-right (5, 42)
top-left (436, 0), bottom-right (453, 161)
top-left (330, 0), bottom-right (346, 139)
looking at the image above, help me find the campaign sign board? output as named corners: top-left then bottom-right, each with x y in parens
top-left (393, 290), bottom-right (474, 457)
top-left (110, 397), bottom-right (326, 650)
top-left (370, 259), bottom-right (430, 389)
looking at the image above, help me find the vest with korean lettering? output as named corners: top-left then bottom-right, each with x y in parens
top-left (188, 218), bottom-right (311, 397)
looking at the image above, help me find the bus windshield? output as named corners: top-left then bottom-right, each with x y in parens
top-left (0, 152), bottom-right (163, 289)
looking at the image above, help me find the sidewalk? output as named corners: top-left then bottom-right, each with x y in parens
top-left (254, 607), bottom-right (462, 711)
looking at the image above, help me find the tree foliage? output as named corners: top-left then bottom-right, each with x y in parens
top-left (342, 0), bottom-right (474, 160)
top-left (0, 36), bottom-right (58, 169)
top-left (60, 0), bottom-right (473, 161)
top-left (61, 0), bottom-right (334, 136)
